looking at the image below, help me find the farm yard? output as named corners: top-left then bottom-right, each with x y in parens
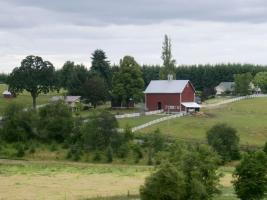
top-left (0, 159), bottom-right (237, 200)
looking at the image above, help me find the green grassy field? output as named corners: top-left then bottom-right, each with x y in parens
top-left (140, 98), bottom-right (267, 146)
top-left (118, 115), bottom-right (165, 128)
top-left (0, 159), bottom-right (236, 200)
top-left (0, 84), bottom-right (64, 114)
top-left (203, 96), bottom-right (233, 105)
top-left (0, 159), bottom-right (151, 200)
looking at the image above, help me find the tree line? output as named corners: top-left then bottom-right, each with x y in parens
top-left (3, 35), bottom-right (267, 109)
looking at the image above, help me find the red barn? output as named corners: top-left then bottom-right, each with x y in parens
top-left (144, 77), bottom-right (200, 113)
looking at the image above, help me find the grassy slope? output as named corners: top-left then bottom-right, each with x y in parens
top-left (0, 159), bottom-right (236, 200)
top-left (140, 98), bottom-right (267, 146)
top-left (0, 84), bottom-right (63, 114)
top-left (118, 115), bottom-right (165, 128)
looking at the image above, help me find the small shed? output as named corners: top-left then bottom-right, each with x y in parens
top-left (2, 90), bottom-right (13, 98)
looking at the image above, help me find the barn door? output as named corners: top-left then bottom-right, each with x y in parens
top-left (157, 102), bottom-right (162, 110)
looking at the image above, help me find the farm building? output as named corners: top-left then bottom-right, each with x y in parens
top-left (144, 75), bottom-right (200, 113)
top-left (2, 90), bottom-right (13, 98)
top-left (50, 96), bottom-right (81, 111)
top-left (215, 82), bottom-right (235, 95)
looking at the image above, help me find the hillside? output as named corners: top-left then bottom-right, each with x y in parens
top-left (140, 97), bottom-right (267, 146)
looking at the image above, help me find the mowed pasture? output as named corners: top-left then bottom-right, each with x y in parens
top-left (0, 84), bottom-right (63, 114)
top-left (140, 98), bottom-right (267, 146)
top-left (0, 159), bottom-right (151, 200)
top-left (0, 159), bottom-right (237, 200)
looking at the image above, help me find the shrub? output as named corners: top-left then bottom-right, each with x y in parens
top-left (81, 110), bottom-right (119, 151)
top-left (67, 144), bottom-right (82, 161)
top-left (140, 144), bottom-right (221, 200)
top-left (263, 141), bottom-right (267, 154)
top-left (132, 144), bottom-right (143, 163)
top-left (106, 145), bottom-right (113, 163)
top-left (38, 101), bottom-right (74, 143)
top-left (117, 143), bottom-right (130, 159)
top-left (1, 103), bottom-right (37, 142)
top-left (233, 151), bottom-right (267, 200)
top-left (93, 150), bottom-right (102, 161)
top-left (15, 143), bottom-right (25, 157)
top-left (140, 163), bottom-right (186, 200)
top-left (207, 123), bottom-right (240, 162)
top-left (146, 129), bottom-right (165, 153)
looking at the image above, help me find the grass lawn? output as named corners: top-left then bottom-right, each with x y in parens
top-left (118, 115), bottom-right (165, 128)
top-left (0, 159), bottom-right (237, 200)
top-left (140, 98), bottom-right (267, 146)
top-left (203, 96), bottom-right (234, 105)
top-left (0, 84), bottom-right (64, 114)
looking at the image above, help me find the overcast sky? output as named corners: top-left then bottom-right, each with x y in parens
top-left (1, 0), bottom-right (267, 72)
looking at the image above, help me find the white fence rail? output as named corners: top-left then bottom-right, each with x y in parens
top-left (115, 113), bottom-right (141, 119)
top-left (115, 109), bottom-right (163, 119)
top-left (202, 94), bottom-right (267, 108)
top-left (145, 109), bottom-right (164, 115)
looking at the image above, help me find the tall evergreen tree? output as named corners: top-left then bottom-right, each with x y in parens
top-left (160, 34), bottom-right (176, 79)
top-left (91, 49), bottom-right (111, 86)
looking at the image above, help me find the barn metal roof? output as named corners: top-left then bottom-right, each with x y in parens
top-left (144, 80), bottom-right (190, 94)
top-left (2, 90), bottom-right (11, 95)
top-left (65, 96), bottom-right (81, 103)
top-left (182, 102), bottom-right (201, 108)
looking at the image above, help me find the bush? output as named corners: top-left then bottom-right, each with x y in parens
top-left (38, 101), bottom-right (74, 143)
top-left (140, 163), bottom-right (186, 200)
top-left (140, 144), bottom-right (221, 200)
top-left (15, 143), bottom-right (25, 157)
top-left (132, 144), bottom-right (143, 163)
top-left (117, 143), bottom-right (130, 159)
top-left (81, 110), bottom-right (119, 151)
top-left (106, 145), bottom-right (113, 163)
top-left (263, 141), bottom-right (267, 154)
top-left (207, 123), bottom-right (240, 162)
top-left (146, 129), bottom-right (165, 153)
top-left (67, 144), bottom-right (82, 161)
top-left (233, 151), bottom-right (267, 200)
top-left (93, 150), bottom-right (102, 161)
top-left (1, 103), bottom-right (37, 142)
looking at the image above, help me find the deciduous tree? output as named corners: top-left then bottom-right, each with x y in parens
top-left (58, 61), bottom-right (89, 95)
top-left (82, 76), bottom-right (108, 108)
top-left (234, 72), bottom-right (253, 96)
top-left (253, 71), bottom-right (267, 93)
top-left (8, 55), bottom-right (56, 108)
top-left (233, 151), bottom-right (267, 200)
top-left (112, 56), bottom-right (144, 107)
top-left (207, 123), bottom-right (240, 162)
